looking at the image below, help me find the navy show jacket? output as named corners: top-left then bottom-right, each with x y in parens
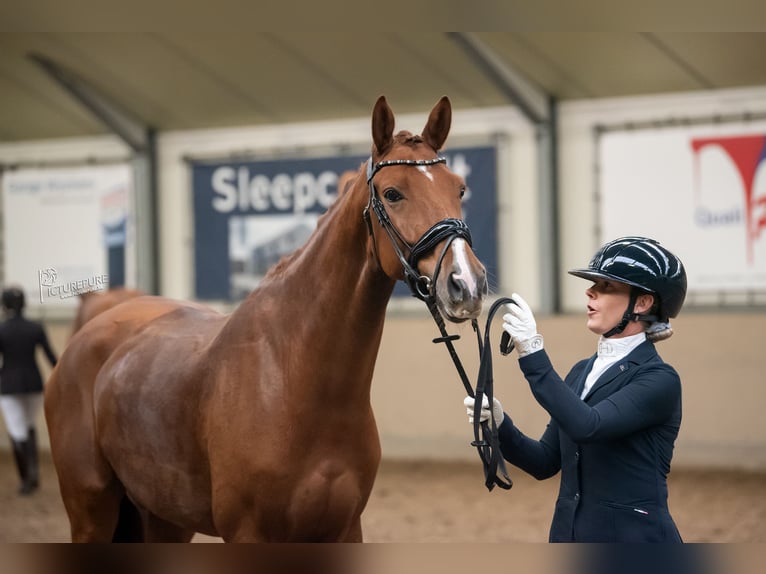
top-left (498, 340), bottom-right (683, 542)
top-left (0, 315), bottom-right (58, 395)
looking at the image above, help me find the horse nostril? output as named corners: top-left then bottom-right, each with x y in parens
top-left (448, 272), bottom-right (467, 301)
top-left (448, 269), bottom-right (487, 302)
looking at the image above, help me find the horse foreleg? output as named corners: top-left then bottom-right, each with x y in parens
top-left (50, 426), bottom-right (131, 541)
top-left (342, 518), bottom-right (363, 542)
top-left (61, 479), bottom-right (127, 542)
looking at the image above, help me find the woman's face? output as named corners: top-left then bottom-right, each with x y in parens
top-left (585, 279), bottom-right (632, 336)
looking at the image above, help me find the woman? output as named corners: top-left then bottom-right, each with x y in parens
top-left (0, 286), bottom-right (58, 495)
top-left (466, 236), bottom-right (687, 542)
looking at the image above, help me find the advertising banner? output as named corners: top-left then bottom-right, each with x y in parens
top-left (2, 164), bottom-right (133, 308)
top-left (192, 147), bottom-right (498, 301)
top-left (599, 123), bottom-right (766, 293)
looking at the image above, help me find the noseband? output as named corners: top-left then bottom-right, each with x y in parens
top-left (363, 155), bottom-right (473, 301)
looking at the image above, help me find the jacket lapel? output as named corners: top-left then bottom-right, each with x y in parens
top-left (582, 341), bottom-right (658, 401)
top-left (575, 355), bottom-right (597, 398)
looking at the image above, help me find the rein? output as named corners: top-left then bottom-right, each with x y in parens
top-left (364, 155), bottom-right (514, 491)
top-left (426, 295), bottom-right (516, 491)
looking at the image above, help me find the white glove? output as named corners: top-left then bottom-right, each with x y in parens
top-left (464, 395), bottom-right (504, 427)
top-left (502, 292), bottom-right (544, 357)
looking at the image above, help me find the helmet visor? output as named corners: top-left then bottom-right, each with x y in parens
top-left (568, 269), bottom-right (655, 293)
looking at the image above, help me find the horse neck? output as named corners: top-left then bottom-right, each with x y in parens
top-left (224, 173), bottom-right (396, 398)
top-left (259, 173), bottom-right (395, 311)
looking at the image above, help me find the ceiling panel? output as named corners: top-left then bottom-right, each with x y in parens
top-left (478, 32), bottom-right (599, 99)
top-left (1, 32), bottom-right (765, 143)
top-left (498, 33), bottom-right (708, 97)
top-left (0, 34), bottom-right (106, 140)
top-left (652, 32), bottom-right (766, 89)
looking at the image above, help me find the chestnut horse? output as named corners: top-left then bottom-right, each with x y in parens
top-left (45, 96), bottom-right (488, 542)
top-left (70, 287), bottom-right (145, 338)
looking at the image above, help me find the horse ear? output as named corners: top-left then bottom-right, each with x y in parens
top-left (372, 96), bottom-right (395, 156)
top-left (421, 96), bottom-right (452, 152)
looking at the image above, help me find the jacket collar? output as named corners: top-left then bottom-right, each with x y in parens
top-left (582, 340), bottom-right (658, 401)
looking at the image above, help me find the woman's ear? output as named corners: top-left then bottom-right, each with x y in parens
top-left (636, 293), bottom-right (655, 314)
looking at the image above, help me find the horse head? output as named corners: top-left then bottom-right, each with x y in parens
top-left (366, 95), bottom-right (488, 322)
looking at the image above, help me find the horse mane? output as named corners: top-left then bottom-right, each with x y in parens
top-left (255, 132), bottom-right (431, 285)
top-left (260, 162), bottom-right (365, 281)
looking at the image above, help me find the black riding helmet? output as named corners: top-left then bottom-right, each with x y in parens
top-left (2, 286), bottom-right (26, 314)
top-left (569, 236), bottom-right (687, 338)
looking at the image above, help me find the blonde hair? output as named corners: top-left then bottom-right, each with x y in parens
top-left (646, 321), bottom-right (673, 342)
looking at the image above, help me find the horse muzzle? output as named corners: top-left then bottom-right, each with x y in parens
top-left (423, 237), bottom-right (487, 323)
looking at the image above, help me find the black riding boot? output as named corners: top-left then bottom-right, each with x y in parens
top-left (26, 427), bottom-right (39, 492)
top-left (10, 437), bottom-right (32, 496)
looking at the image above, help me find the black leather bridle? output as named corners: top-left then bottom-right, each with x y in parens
top-left (363, 154), bottom-right (514, 491)
top-left (364, 155), bottom-right (472, 301)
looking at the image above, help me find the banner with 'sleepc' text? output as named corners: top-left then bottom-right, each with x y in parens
top-left (192, 147), bottom-right (498, 301)
top-left (599, 122), bottom-right (766, 293)
top-left (1, 164), bottom-right (133, 307)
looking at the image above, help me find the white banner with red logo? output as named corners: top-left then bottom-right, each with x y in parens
top-left (599, 122), bottom-right (766, 293)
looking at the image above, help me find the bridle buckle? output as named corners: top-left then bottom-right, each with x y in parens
top-left (412, 275), bottom-right (432, 300)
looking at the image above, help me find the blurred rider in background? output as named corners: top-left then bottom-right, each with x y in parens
top-left (0, 286), bottom-right (58, 496)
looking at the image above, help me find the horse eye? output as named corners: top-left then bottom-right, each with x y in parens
top-left (460, 187), bottom-right (466, 199)
top-left (383, 188), bottom-right (403, 203)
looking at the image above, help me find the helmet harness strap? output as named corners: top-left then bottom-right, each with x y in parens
top-left (602, 288), bottom-right (659, 339)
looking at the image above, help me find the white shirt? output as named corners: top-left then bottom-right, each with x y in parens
top-left (580, 332), bottom-right (646, 400)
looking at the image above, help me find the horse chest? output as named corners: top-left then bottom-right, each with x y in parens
top-left (214, 459), bottom-right (374, 542)
top-left (286, 467), bottom-right (367, 536)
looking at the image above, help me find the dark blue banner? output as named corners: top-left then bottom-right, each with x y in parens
top-left (192, 147), bottom-right (498, 301)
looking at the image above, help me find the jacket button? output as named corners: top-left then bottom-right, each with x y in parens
top-left (575, 452), bottom-right (580, 459)
top-left (574, 493), bottom-right (580, 501)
